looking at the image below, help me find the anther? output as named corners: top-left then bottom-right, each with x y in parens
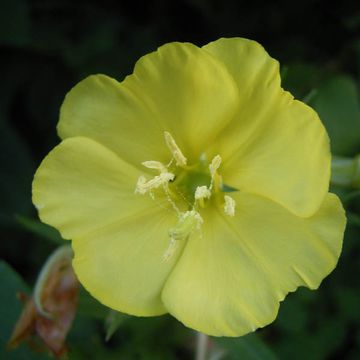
top-left (195, 186), bottom-right (211, 201)
top-left (142, 160), bottom-right (168, 173)
top-left (209, 154), bottom-right (222, 191)
top-left (209, 155), bottom-right (222, 176)
top-left (224, 195), bottom-right (236, 217)
top-left (135, 176), bottom-right (147, 194)
top-left (135, 172), bottom-right (175, 195)
top-left (164, 131), bottom-right (187, 167)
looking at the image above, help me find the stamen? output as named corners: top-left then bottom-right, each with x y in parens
top-left (135, 176), bottom-right (147, 194)
top-left (163, 184), bottom-right (181, 216)
top-left (194, 185), bottom-right (211, 208)
top-left (142, 160), bottom-right (167, 173)
top-left (194, 186), bottom-right (211, 200)
top-left (135, 172), bottom-right (175, 195)
top-left (209, 155), bottom-right (222, 176)
top-left (224, 195), bottom-right (236, 217)
top-left (209, 154), bottom-right (222, 191)
top-left (164, 131), bottom-right (187, 167)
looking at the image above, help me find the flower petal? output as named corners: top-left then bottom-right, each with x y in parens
top-left (33, 136), bottom-right (182, 314)
top-left (162, 192), bottom-right (345, 336)
top-left (72, 205), bottom-right (183, 316)
top-left (33, 137), bottom-right (150, 239)
top-left (203, 38), bottom-right (330, 216)
top-left (58, 42), bottom-right (239, 165)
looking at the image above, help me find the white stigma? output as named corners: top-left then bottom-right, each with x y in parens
top-left (163, 210), bottom-right (203, 261)
top-left (224, 195), bottom-right (236, 217)
top-left (164, 131), bottom-right (187, 167)
top-left (169, 210), bottom-right (203, 240)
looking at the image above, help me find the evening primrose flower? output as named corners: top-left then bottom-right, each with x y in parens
top-left (32, 38), bottom-right (346, 337)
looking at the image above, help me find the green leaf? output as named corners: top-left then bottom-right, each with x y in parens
top-left (15, 215), bottom-right (63, 244)
top-left (77, 286), bottom-right (109, 319)
top-left (281, 63), bottom-right (322, 99)
top-left (335, 287), bottom-right (360, 322)
top-left (0, 261), bottom-right (29, 341)
top-left (342, 190), bottom-right (360, 205)
top-left (311, 75), bottom-right (360, 156)
top-left (215, 333), bottom-right (278, 360)
top-left (275, 295), bottom-right (307, 333)
top-left (0, 261), bottom-right (50, 359)
top-left (346, 212), bottom-right (360, 227)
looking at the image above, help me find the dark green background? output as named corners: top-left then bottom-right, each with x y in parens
top-left (1, 0), bottom-right (360, 359)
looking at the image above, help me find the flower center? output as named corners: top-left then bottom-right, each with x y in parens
top-left (135, 132), bottom-right (236, 260)
top-left (171, 165), bottom-right (211, 205)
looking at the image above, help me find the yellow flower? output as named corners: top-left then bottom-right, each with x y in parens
top-left (32, 38), bottom-right (346, 337)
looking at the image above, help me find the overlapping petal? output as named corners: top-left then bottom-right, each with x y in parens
top-left (33, 137), bottom-right (149, 239)
top-left (72, 206), bottom-right (183, 316)
top-left (32, 137), bottom-right (182, 314)
top-left (58, 42), bottom-right (240, 167)
top-left (161, 193), bottom-right (345, 336)
top-left (203, 38), bottom-right (330, 217)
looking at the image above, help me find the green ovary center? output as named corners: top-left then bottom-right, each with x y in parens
top-left (171, 166), bottom-right (212, 205)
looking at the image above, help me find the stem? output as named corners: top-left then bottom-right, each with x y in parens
top-left (331, 156), bottom-right (356, 187)
top-left (195, 332), bottom-right (208, 360)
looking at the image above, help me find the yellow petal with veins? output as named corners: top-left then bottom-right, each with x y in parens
top-left (162, 192), bottom-right (345, 336)
top-left (203, 38), bottom-right (330, 217)
top-left (58, 42), bottom-right (239, 167)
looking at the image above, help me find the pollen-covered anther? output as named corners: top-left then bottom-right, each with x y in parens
top-left (209, 154), bottom-right (222, 191)
top-left (142, 160), bottom-right (168, 173)
top-left (224, 195), bottom-right (236, 217)
top-left (135, 172), bottom-right (175, 195)
top-left (164, 131), bottom-right (187, 167)
top-left (209, 155), bottom-right (222, 176)
top-left (195, 186), bottom-right (211, 200)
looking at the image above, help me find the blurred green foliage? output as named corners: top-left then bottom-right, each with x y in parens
top-left (1, 0), bottom-right (360, 359)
